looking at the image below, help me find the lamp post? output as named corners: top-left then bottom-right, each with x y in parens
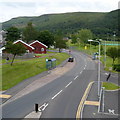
top-left (113, 31), bottom-right (116, 44)
top-left (88, 39), bottom-right (101, 96)
top-left (104, 33), bottom-right (109, 68)
top-left (104, 40), bottom-right (106, 68)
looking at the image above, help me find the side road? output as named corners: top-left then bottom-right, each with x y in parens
top-left (2, 56), bottom-right (75, 104)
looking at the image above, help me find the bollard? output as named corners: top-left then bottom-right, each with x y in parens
top-left (35, 103), bottom-right (39, 113)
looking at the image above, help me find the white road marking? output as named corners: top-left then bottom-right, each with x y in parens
top-left (108, 109), bottom-right (115, 114)
top-left (80, 71), bottom-right (83, 74)
top-left (74, 75), bottom-right (78, 80)
top-left (98, 112), bottom-right (119, 116)
top-left (38, 103), bottom-right (49, 112)
top-left (51, 90), bottom-right (63, 100)
top-left (65, 81), bottom-right (72, 88)
top-left (105, 73), bottom-right (109, 75)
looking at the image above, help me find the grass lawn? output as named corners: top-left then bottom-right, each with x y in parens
top-left (2, 51), bottom-right (56, 64)
top-left (102, 82), bottom-right (120, 90)
top-left (2, 52), bottom-right (70, 90)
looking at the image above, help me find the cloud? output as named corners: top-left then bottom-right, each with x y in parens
top-left (0, 0), bottom-right (119, 22)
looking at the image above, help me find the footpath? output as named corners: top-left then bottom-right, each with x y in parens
top-left (82, 81), bottom-right (119, 119)
top-left (81, 56), bottom-right (120, 119)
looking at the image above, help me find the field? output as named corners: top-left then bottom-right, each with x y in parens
top-left (1, 52), bottom-right (70, 90)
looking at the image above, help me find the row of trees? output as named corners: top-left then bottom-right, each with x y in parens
top-left (5, 22), bottom-right (68, 65)
top-left (5, 22), bottom-right (67, 51)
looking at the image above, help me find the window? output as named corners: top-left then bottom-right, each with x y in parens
top-left (41, 48), bottom-right (44, 51)
top-left (26, 50), bottom-right (29, 53)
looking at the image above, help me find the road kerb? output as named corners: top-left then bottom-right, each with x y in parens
top-left (76, 81), bottom-right (94, 119)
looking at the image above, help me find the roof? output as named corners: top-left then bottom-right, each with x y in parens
top-left (29, 40), bottom-right (48, 48)
top-left (0, 47), bottom-right (5, 51)
top-left (14, 40), bottom-right (35, 49)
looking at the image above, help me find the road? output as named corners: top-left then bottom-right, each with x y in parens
top-left (2, 50), bottom-right (98, 118)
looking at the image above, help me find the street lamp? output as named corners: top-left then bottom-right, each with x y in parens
top-left (88, 39), bottom-right (92, 55)
top-left (113, 31), bottom-right (116, 44)
top-left (88, 39), bottom-right (101, 96)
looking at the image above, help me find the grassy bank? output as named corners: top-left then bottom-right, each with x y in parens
top-left (102, 82), bottom-right (120, 90)
top-left (2, 52), bottom-right (70, 90)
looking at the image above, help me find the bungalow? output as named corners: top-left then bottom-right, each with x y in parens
top-left (29, 40), bottom-right (48, 54)
top-left (0, 47), bottom-right (5, 56)
top-left (14, 40), bottom-right (35, 53)
top-left (14, 40), bottom-right (48, 54)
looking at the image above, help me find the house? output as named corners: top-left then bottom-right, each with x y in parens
top-left (14, 40), bottom-right (35, 53)
top-left (29, 40), bottom-right (48, 54)
top-left (0, 47), bottom-right (5, 56)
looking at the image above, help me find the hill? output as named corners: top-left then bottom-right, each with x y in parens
top-left (2, 9), bottom-right (119, 38)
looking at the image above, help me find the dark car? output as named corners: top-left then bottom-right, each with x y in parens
top-left (68, 57), bottom-right (74, 62)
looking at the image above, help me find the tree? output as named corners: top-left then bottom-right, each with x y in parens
top-left (118, 48), bottom-right (120, 58)
top-left (106, 47), bottom-right (118, 65)
top-left (5, 27), bottom-right (20, 42)
top-left (77, 29), bottom-right (93, 45)
top-left (5, 42), bottom-right (26, 65)
top-left (54, 33), bottom-right (67, 53)
top-left (37, 30), bottom-right (54, 48)
top-left (71, 34), bottom-right (77, 44)
top-left (23, 22), bottom-right (38, 43)
top-left (100, 45), bottom-right (104, 55)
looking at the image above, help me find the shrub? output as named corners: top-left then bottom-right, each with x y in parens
top-left (113, 64), bottom-right (120, 72)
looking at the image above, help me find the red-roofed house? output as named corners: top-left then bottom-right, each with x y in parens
top-left (14, 40), bottom-right (35, 53)
top-left (29, 40), bottom-right (48, 54)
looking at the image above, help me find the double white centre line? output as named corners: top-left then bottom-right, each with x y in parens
top-left (51, 90), bottom-right (63, 100)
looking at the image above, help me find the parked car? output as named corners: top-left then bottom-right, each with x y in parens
top-left (68, 57), bottom-right (74, 62)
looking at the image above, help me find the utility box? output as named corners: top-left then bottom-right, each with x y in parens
top-left (46, 58), bottom-right (56, 70)
top-left (51, 58), bottom-right (56, 68)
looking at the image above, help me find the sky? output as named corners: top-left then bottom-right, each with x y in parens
top-left (0, 0), bottom-right (119, 22)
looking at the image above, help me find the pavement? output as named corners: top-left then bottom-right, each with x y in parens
top-left (82, 81), bottom-right (120, 119)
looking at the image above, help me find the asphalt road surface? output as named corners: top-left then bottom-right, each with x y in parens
top-left (2, 50), bottom-right (98, 118)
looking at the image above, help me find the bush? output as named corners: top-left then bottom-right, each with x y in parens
top-left (113, 64), bottom-right (120, 72)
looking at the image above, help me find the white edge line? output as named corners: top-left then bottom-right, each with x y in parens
top-left (51, 90), bottom-right (63, 100)
top-left (74, 75), bottom-right (78, 80)
top-left (65, 81), bottom-right (72, 88)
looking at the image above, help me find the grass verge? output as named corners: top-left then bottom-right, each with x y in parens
top-left (2, 52), bottom-right (70, 90)
top-left (72, 44), bottom-right (119, 73)
top-left (102, 82), bottom-right (120, 90)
